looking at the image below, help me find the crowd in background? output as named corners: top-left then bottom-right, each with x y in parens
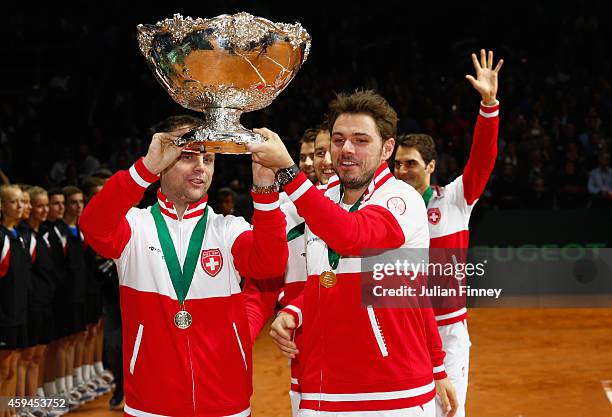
top-left (0, 4), bottom-right (611, 417)
top-left (1, 4), bottom-right (611, 211)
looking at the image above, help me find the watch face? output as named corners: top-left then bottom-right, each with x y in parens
top-left (277, 171), bottom-right (290, 185)
top-left (276, 165), bottom-right (298, 186)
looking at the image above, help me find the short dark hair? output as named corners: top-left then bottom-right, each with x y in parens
top-left (92, 168), bottom-right (113, 179)
top-left (327, 90), bottom-right (398, 141)
top-left (396, 134), bottom-right (437, 164)
top-left (48, 188), bottom-right (64, 199)
top-left (318, 116), bottom-right (330, 132)
top-left (62, 185), bottom-right (83, 200)
top-left (151, 115), bottom-right (204, 133)
top-left (82, 176), bottom-right (106, 197)
top-left (299, 128), bottom-right (318, 145)
top-left (217, 187), bottom-right (237, 200)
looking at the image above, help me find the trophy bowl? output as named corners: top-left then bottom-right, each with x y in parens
top-left (137, 12), bottom-right (311, 153)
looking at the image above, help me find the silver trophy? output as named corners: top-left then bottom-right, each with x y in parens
top-left (137, 13), bottom-right (311, 153)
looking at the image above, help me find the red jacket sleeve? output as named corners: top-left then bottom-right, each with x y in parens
top-left (242, 276), bottom-right (284, 344)
top-left (462, 101), bottom-right (500, 204)
top-left (231, 192), bottom-right (288, 279)
top-left (79, 158), bottom-right (159, 259)
top-left (280, 293), bottom-right (304, 329)
top-left (414, 272), bottom-right (447, 380)
top-left (281, 173), bottom-right (405, 256)
top-left (422, 307), bottom-right (447, 380)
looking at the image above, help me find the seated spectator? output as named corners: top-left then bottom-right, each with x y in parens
top-left (525, 176), bottom-right (554, 209)
top-left (500, 141), bottom-right (519, 168)
top-left (216, 187), bottom-right (241, 217)
top-left (525, 148), bottom-right (553, 185)
top-left (492, 162), bottom-right (522, 209)
top-left (564, 142), bottom-right (586, 173)
top-left (588, 153), bottom-right (612, 207)
top-left (229, 178), bottom-right (253, 222)
top-left (556, 161), bottom-right (588, 208)
top-left (77, 144), bottom-right (101, 181)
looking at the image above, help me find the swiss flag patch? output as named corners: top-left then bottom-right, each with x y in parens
top-left (201, 248), bottom-right (223, 277)
top-left (428, 208), bottom-right (441, 225)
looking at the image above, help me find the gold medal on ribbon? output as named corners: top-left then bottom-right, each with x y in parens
top-left (319, 271), bottom-right (337, 288)
top-left (174, 310), bottom-right (193, 329)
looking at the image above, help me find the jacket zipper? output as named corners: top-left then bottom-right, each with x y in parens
top-left (186, 332), bottom-right (197, 414)
top-left (129, 324), bottom-right (144, 374)
top-left (367, 305), bottom-right (389, 357)
top-left (232, 322), bottom-right (247, 370)
top-left (178, 217), bottom-right (197, 413)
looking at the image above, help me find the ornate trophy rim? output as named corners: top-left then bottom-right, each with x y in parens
top-left (137, 12), bottom-right (311, 62)
top-left (136, 12), bottom-right (311, 153)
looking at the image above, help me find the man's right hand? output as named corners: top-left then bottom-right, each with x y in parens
top-left (270, 312), bottom-right (299, 358)
top-left (248, 128), bottom-right (295, 172)
top-left (142, 128), bottom-right (192, 175)
top-left (465, 49), bottom-right (503, 106)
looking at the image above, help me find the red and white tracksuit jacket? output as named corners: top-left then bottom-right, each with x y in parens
top-left (280, 164), bottom-right (447, 413)
top-left (79, 158), bottom-right (287, 417)
top-left (429, 101), bottom-right (499, 327)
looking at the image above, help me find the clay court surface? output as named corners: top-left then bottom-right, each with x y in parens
top-left (73, 308), bottom-right (612, 417)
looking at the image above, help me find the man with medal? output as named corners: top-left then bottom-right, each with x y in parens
top-left (249, 91), bottom-right (457, 417)
top-left (80, 126), bottom-right (288, 417)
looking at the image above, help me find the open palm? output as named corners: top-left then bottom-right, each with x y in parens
top-left (466, 49), bottom-right (503, 105)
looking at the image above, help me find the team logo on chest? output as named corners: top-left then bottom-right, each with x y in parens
top-left (428, 207), bottom-right (441, 225)
top-left (201, 248), bottom-right (223, 277)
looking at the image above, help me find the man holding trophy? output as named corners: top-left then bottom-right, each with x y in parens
top-left (253, 90), bottom-right (455, 417)
top-left (80, 126), bottom-right (291, 417)
top-left (80, 12), bottom-right (315, 417)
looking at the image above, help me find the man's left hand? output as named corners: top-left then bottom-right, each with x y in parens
top-left (435, 378), bottom-right (458, 417)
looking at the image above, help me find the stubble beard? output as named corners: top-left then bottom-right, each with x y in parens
top-left (338, 164), bottom-right (378, 190)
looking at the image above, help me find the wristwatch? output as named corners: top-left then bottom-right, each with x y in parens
top-left (275, 164), bottom-right (300, 187)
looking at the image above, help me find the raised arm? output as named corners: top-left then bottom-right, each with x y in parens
top-left (462, 49), bottom-right (503, 204)
top-left (231, 161), bottom-right (288, 279)
top-left (281, 172), bottom-right (406, 255)
top-left (247, 129), bottom-right (408, 256)
top-left (80, 129), bottom-right (188, 259)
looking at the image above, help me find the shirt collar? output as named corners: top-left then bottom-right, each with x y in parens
top-left (156, 188), bottom-right (208, 221)
top-left (361, 162), bottom-right (394, 203)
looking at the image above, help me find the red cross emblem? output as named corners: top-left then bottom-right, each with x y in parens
top-left (428, 208), bottom-right (441, 225)
top-left (201, 248), bottom-right (223, 277)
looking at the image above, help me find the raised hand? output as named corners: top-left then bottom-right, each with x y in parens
top-left (142, 127), bottom-right (192, 174)
top-left (247, 128), bottom-right (295, 171)
top-left (465, 49), bottom-right (503, 105)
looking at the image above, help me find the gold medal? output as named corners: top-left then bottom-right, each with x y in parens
top-left (319, 271), bottom-right (337, 288)
top-left (174, 309), bottom-right (193, 329)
